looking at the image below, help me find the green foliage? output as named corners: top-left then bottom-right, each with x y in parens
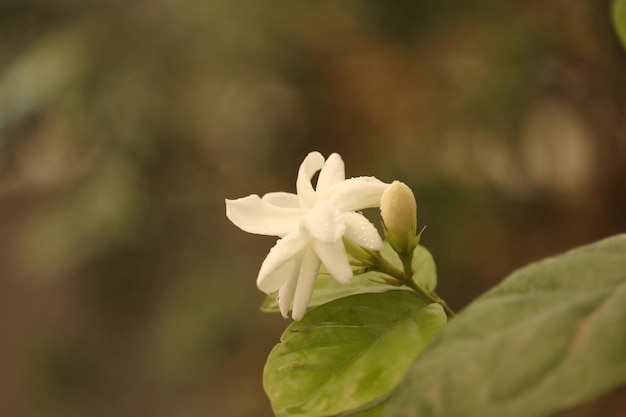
top-left (264, 292), bottom-right (447, 417)
top-left (384, 234), bottom-right (626, 417)
top-left (261, 243), bottom-right (437, 313)
top-left (613, 0), bottom-right (626, 52)
top-left (338, 396), bottom-right (390, 417)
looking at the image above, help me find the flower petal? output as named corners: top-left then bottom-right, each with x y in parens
top-left (226, 195), bottom-right (302, 237)
top-left (314, 239), bottom-right (353, 284)
top-left (343, 212), bottom-right (383, 250)
top-left (262, 192), bottom-right (301, 208)
top-left (296, 151), bottom-right (324, 209)
top-left (327, 176), bottom-right (389, 212)
top-left (259, 255), bottom-right (300, 294)
top-left (316, 153), bottom-right (345, 196)
top-left (291, 247), bottom-right (321, 320)
top-left (257, 232), bottom-right (310, 292)
top-left (278, 266), bottom-right (299, 318)
top-left (300, 201), bottom-right (345, 243)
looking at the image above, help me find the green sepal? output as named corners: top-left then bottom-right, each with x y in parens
top-left (383, 222), bottom-right (425, 260)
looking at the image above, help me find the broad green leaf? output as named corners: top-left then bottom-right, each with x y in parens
top-left (338, 395), bottom-right (390, 417)
top-left (384, 234), bottom-right (626, 417)
top-left (613, 0), bottom-right (626, 52)
top-left (261, 242), bottom-right (437, 313)
top-left (264, 292), bottom-right (447, 417)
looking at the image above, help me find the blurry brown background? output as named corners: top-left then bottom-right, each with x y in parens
top-left (1, 1), bottom-right (625, 416)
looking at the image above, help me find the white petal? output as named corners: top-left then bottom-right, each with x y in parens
top-left (257, 233), bottom-right (310, 292)
top-left (343, 212), bottom-right (383, 250)
top-left (278, 268), bottom-right (299, 318)
top-left (316, 153), bottom-right (345, 196)
top-left (291, 247), bottom-right (321, 320)
top-left (327, 177), bottom-right (389, 212)
top-left (262, 192), bottom-right (301, 208)
top-left (300, 201), bottom-right (345, 243)
top-left (296, 152), bottom-right (324, 209)
top-left (258, 255), bottom-right (300, 294)
top-left (314, 239), bottom-right (353, 284)
top-left (226, 195), bottom-right (302, 237)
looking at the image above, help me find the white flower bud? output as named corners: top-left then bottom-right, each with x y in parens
top-left (380, 181), bottom-right (417, 236)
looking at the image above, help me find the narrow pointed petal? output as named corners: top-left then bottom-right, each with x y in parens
top-left (296, 152), bottom-right (324, 209)
top-left (300, 201), bottom-right (345, 243)
top-left (327, 177), bottom-right (389, 211)
top-left (291, 248), bottom-right (321, 320)
top-left (257, 233), bottom-right (309, 292)
top-left (262, 192), bottom-right (301, 208)
top-left (314, 239), bottom-right (353, 284)
top-left (258, 255), bottom-right (300, 294)
top-left (343, 212), bottom-right (383, 250)
top-left (226, 195), bottom-right (302, 237)
top-left (278, 267), bottom-right (299, 318)
top-left (316, 153), bottom-right (345, 196)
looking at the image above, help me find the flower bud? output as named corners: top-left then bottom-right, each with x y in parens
top-left (380, 181), bottom-right (417, 235)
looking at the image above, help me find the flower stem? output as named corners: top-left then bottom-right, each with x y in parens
top-left (344, 237), bottom-right (455, 318)
top-left (368, 253), bottom-right (455, 318)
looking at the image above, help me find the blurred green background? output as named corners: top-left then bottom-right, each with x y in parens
top-left (1, 1), bottom-right (625, 416)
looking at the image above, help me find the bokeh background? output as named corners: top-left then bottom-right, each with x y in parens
top-left (1, 1), bottom-right (625, 416)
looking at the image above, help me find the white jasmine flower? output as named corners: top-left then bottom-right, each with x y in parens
top-left (226, 151), bottom-right (388, 320)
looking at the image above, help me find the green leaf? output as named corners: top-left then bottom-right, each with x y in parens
top-left (613, 0), bottom-right (626, 52)
top-left (384, 234), bottom-right (626, 417)
top-left (260, 242), bottom-right (437, 313)
top-left (338, 395), bottom-right (390, 417)
top-left (264, 292), bottom-right (447, 417)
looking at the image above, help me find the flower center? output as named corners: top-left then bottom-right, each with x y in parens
top-left (300, 201), bottom-right (345, 243)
